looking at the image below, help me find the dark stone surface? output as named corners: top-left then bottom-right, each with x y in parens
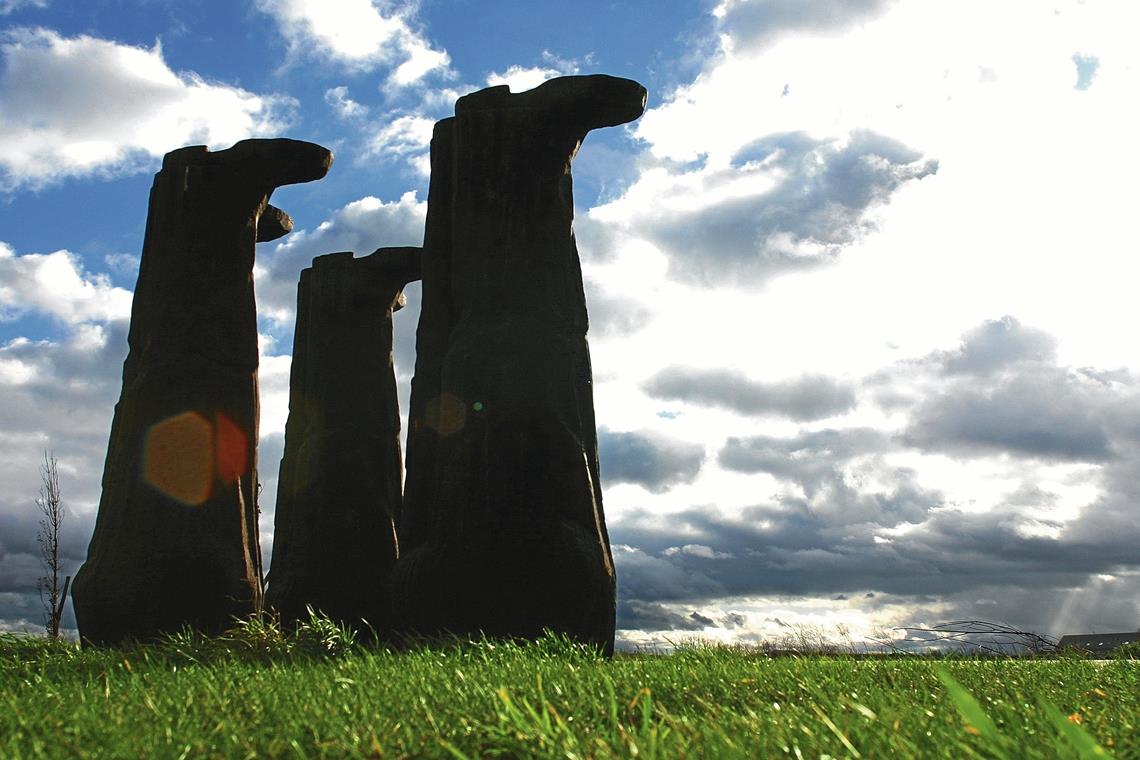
top-left (257, 204), bottom-right (293, 242)
top-left (266, 247), bottom-right (420, 631)
top-left (72, 139), bottom-right (333, 646)
top-left (394, 75), bottom-right (647, 654)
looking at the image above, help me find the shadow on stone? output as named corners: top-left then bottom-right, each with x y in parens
top-left (394, 75), bottom-right (647, 655)
top-left (266, 247), bottom-right (421, 634)
top-left (72, 139), bottom-right (333, 646)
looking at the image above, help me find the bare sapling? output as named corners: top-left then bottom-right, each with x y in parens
top-left (36, 450), bottom-right (70, 639)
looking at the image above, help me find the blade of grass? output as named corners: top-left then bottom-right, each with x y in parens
top-left (1041, 701), bottom-right (1114, 759)
top-left (937, 668), bottom-right (1007, 759)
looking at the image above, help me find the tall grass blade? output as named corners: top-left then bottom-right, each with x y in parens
top-left (937, 668), bottom-right (1007, 758)
top-left (1042, 701), bottom-right (1113, 759)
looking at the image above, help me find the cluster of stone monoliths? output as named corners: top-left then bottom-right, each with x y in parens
top-left (73, 75), bottom-right (647, 654)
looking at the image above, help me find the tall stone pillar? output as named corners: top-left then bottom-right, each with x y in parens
top-left (73, 139), bottom-right (333, 645)
top-left (394, 75), bottom-right (647, 654)
top-left (266, 247), bottom-right (420, 631)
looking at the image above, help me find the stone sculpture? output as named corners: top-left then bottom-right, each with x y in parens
top-left (266, 247), bottom-right (420, 630)
top-left (393, 75), bottom-right (647, 654)
top-left (72, 139), bottom-right (333, 645)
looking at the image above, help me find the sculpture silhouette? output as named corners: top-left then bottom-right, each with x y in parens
top-left (266, 247), bottom-right (420, 631)
top-left (393, 75), bottom-right (647, 654)
top-left (73, 138), bottom-right (333, 645)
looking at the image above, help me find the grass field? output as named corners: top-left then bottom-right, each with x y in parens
top-left (2, 622), bottom-right (1136, 759)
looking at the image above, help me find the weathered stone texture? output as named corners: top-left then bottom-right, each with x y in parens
top-left (394, 75), bottom-right (647, 654)
top-left (72, 139), bottom-right (332, 645)
top-left (266, 248), bottom-right (420, 630)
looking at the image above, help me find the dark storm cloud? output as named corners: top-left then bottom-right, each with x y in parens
top-left (612, 543), bottom-right (726, 603)
top-left (866, 317), bottom-right (1127, 462)
top-left (717, 0), bottom-right (896, 52)
top-left (721, 612), bottom-right (748, 629)
top-left (905, 369), bottom-right (1114, 462)
top-left (866, 578), bottom-right (1140, 639)
top-left (611, 340), bottom-right (1140, 637)
top-left (718, 427), bottom-right (888, 480)
top-left (610, 489), bottom-right (1139, 612)
top-left (645, 367), bottom-right (856, 421)
top-left (645, 130), bottom-right (936, 285)
top-left (0, 505), bottom-right (93, 633)
top-left (598, 428), bottom-right (705, 493)
top-left (616, 600), bottom-right (710, 632)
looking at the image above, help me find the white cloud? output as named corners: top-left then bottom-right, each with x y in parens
top-left (714, 0), bottom-right (895, 52)
top-left (485, 65), bottom-right (563, 92)
top-left (255, 0), bottom-right (449, 83)
top-left (365, 114), bottom-right (435, 174)
top-left (485, 52), bottom-right (582, 92)
top-left (0, 241), bottom-right (132, 325)
top-left (392, 44), bottom-right (449, 86)
top-left (256, 192), bottom-right (426, 329)
top-left (592, 101), bottom-right (935, 288)
top-left (0, 28), bottom-right (295, 189)
top-left (0, 0), bottom-right (47, 14)
top-left (324, 85), bottom-right (368, 120)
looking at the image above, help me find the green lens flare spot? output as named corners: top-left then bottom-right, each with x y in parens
top-left (473, 401), bottom-right (484, 412)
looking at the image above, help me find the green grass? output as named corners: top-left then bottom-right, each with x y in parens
top-left (2, 625), bottom-right (1136, 759)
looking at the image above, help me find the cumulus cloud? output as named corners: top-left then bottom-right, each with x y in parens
top-left (365, 114), bottom-right (435, 175)
top-left (719, 428), bottom-right (936, 527)
top-left (906, 369), bottom-right (1116, 462)
top-left (0, 238), bottom-right (136, 631)
top-left (609, 487), bottom-right (1138, 618)
top-left (485, 65), bottom-right (564, 92)
top-left (582, 278), bottom-right (652, 336)
top-left (255, 0), bottom-right (449, 83)
top-left (597, 428), bottom-right (705, 493)
top-left (324, 85), bottom-right (368, 120)
top-left (256, 192), bottom-right (426, 329)
top-left (0, 324), bottom-right (126, 459)
top-left (882, 317), bottom-right (1127, 463)
top-left (718, 427), bottom-right (888, 483)
top-left (598, 317), bottom-right (1140, 636)
top-left (0, 314), bottom-right (128, 631)
top-left (612, 543), bottom-right (726, 604)
top-left (590, 131), bottom-right (936, 284)
top-left (663, 544), bottom-right (735, 560)
top-left (0, 28), bottom-right (296, 189)
top-left (485, 50), bottom-right (584, 92)
top-left (645, 366), bottom-right (856, 420)
top-left (715, 0), bottom-right (896, 52)
top-left (940, 316), bottom-right (1057, 376)
top-left (616, 600), bottom-right (716, 633)
top-left (0, 242), bottom-right (132, 325)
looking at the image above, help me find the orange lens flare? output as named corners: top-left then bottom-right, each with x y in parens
top-left (425, 392), bottom-right (467, 436)
top-left (215, 411), bottom-right (249, 485)
top-left (143, 411), bottom-right (251, 505)
top-left (143, 411), bottom-right (214, 506)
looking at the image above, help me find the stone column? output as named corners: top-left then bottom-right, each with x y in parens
top-left (72, 139), bottom-right (333, 645)
top-left (266, 247), bottom-right (420, 632)
top-left (394, 75), bottom-right (646, 654)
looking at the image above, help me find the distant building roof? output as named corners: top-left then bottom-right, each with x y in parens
top-left (1057, 632), bottom-right (1139, 654)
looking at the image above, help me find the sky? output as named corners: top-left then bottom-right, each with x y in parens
top-left (1, 0), bottom-right (1138, 649)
